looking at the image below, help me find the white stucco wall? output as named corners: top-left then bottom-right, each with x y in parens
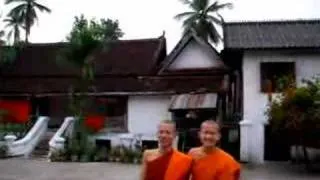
top-left (94, 95), bottom-right (172, 147)
top-left (168, 39), bottom-right (221, 70)
top-left (241, 50), bottom-right (320, 164)
top-left (128, 95), bottom-right (171, 135)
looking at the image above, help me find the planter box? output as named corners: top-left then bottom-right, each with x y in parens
top-left (291, 146), bottom-right (320, 162)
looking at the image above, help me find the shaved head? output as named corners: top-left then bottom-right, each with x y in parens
top-left (201, 120), bottom-right (220, 132)
top-left (159, 119), bottom-right (176, 132)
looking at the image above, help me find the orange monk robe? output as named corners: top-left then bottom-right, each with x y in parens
top-left (191, 148), bottom-right (241, 180)
top-left (144, 149), bottom-right (192, 180)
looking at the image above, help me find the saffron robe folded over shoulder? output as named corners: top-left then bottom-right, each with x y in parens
top-left (144, 149), bottom-right (192, 180)
top-left (191, 148), bottom-right (241, 180)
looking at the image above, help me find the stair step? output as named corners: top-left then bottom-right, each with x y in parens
top-left (31, 130), bottom-right (56, 159)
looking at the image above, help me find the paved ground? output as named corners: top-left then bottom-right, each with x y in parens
top-left (0, 158), bottom-right (319, 180)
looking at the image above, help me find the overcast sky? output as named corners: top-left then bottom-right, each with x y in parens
top-left (1, 0), bottom-right (320, 51)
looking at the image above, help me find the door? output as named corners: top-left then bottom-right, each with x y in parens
top-left (264, 125), bottom-right (290, 161)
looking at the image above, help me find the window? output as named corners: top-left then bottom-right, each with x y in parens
top-left (260, 62), bottom-right (295, 92)
top-left (95, 96), bottom-right (128, 132)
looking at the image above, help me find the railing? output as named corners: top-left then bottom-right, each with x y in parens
top-left (49, 117), bottom-right (75, 154)
top-left (5, 116), bottom-right (50, 158)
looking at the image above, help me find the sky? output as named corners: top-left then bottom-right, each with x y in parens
top-left (1, 0), bottom-right (320, 51)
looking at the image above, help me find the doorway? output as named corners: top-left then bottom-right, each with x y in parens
top-left (172, 109), bottom-right (217, 153)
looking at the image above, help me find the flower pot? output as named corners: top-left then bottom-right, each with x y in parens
top-left (133, 158), bottom-right (139, 164)
top-left (80, 155), bottom-right (90, 162)
top-left (71, 155), bottom-right (78, 162)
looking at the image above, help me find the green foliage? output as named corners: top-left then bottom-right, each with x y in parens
top-left (266, 76), bottom-right (320, 135)
top-left (5, 0), bottom-right (51, 43)
top-left (55, 15), bottom-right (123, 163)
top-left (3, 13), bottom-right (24, 44)
top-left (175, 0), bottom-right (232, 44)
top-left (0, 120), bottom-right (35, 141)
top-left (58, 14), bottom-right (123, 76)
top-left (0, 46), bottom-right (20, 66)
top-left (0, 144), bottom-right (8, 158)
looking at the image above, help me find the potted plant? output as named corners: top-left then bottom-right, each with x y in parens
top-left (108, 147), bottom-right (118, 162)
top-left (70, 143), bottom-right (80, 162)
top-left (133, 150), bottom-right (143, 164)
top-left (113, 146), bottom-right (122, 162)
top-left (94, 147), bottom-right (108, 162)
top-left (0, 144), bottom-right (8, 159)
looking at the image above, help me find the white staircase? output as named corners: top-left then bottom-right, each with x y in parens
top-left (4, 116), bottom-right (50, 158)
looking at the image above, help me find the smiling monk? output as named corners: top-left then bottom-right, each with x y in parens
top-left (188, 120), bottom-right (241, 180)
top-left (140, 120), bottom-right (192, 180)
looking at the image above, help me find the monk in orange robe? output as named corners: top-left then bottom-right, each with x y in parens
top-left (189, 120), bottom-right (241, 180)
top-left (140, 120), bottom-right (192, 180)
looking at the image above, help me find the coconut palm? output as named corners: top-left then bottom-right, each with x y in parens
top-left (5, 0), bottom-right (51, 43)
top-left (0, 30), bottom-right (5, 45)
top-left (3, 13), bottom-right (24, 44)
top-left (175, 0), bottom-right (232, 44)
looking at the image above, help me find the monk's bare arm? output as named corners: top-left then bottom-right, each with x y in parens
top-left (140, 150), bottom-right (148, 180)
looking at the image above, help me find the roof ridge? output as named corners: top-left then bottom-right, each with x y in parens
top-left (224, 18), bottom-right (320, 25)
top-left (2, 37), bottom-right (164, 47)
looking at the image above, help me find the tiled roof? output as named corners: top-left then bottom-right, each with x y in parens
top-left (0, 76), bottom-right (225, 95)
top-left (0, 37), bottom-right (166, 76)
top-left (0, 36), bottom-right (228, 94)
top-left (223, 19), bottom-right (320, 49)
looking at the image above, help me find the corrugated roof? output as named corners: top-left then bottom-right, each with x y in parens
top-left (223, 19), bottom-right (320, 49)
top-left (169, 93), bottom-right (218, 110)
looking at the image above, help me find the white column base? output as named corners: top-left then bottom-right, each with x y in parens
top-left (239, 120), bottom-right (266, 164)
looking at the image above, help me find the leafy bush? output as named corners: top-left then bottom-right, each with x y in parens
top-left (266, 76), bottom-right (320, 144)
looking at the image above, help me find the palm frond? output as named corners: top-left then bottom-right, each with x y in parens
top-left (8, 4), bottom-right (26, 17)
top-left (206, 15), bottom-right (223, 25)
top-left (33, 2), bottom-right (51, 13)
top-left (174, 12), bottom-right (196, 20)
top-left (7, 30), bottom-right (13, 41)
top-left (179, 0), bottom-right (192, 5)
top-left (206, 2), bottom-right (233, 13)
top-left (0, 31), bottom-right (5, 38)
top-left (182, 14), bottom-right (200, 28)
top-left (3, 18), bottom-right (13, 23)
top-left (198, 0), bottom-right (209, 11)
top-left (217, 13), bottom-right (225, 23)
top-left (207, 23), bottom-right (221, 44)
top-left (5, 0), bottom-right (26, 5)
top-left (190, 0), bottom-right (203, 12)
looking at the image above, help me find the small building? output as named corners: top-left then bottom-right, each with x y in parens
top-left (222, 19), bottom-right (320, 164)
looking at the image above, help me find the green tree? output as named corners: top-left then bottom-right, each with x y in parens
top-left (5, 0), bottom-right (51, 43)
top-left (0, 30), bottom-right (5, 45)
top-left (175, 0), bottom-right (232, 44)
top-left (58, 15), bottom-right (123, 161)
top-left (3, 13), bottom-right (24, 44)
top-left (61, 15), bottom-right (123, 78)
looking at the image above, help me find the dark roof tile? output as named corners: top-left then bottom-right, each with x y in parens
top-left (1, 37), bottom-right (165, 76)
top-left (223, 19), bottom-right (320, 49)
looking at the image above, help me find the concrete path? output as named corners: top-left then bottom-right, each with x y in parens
top-left (0, 158), bottom-right (319, 180)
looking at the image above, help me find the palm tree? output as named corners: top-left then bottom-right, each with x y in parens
top-left (5, 0), bottom-right (51, 43)
top-left (3, 14), bottom-right (24, 44)
top-left (175, 0), bottom-right (232, 44)
top-left (0, 30), bottom-right (5, 45)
